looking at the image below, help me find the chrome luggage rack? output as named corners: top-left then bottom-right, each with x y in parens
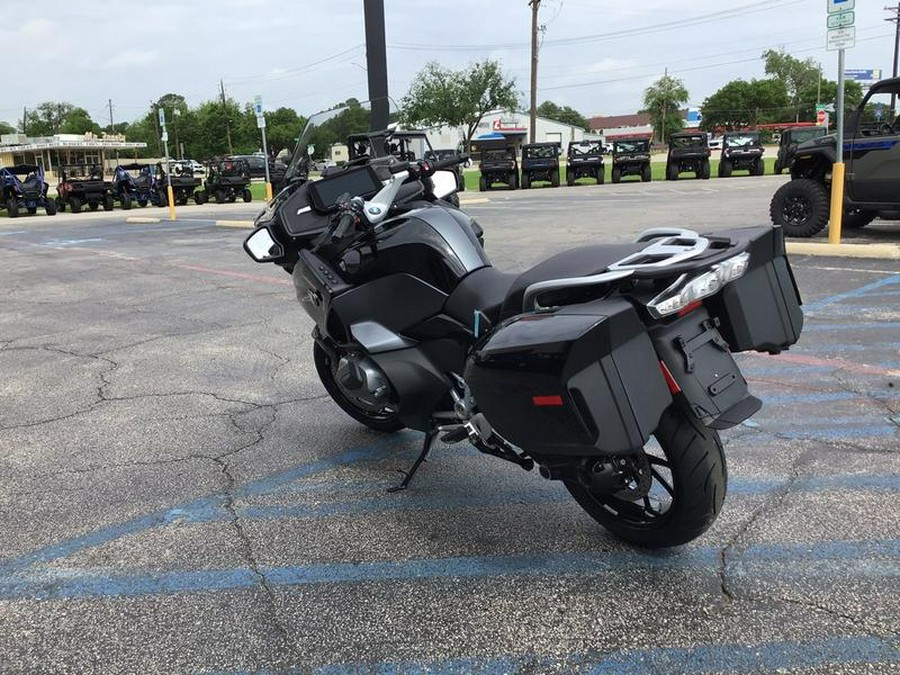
top-left (522, 229), bottom-right (711, 312)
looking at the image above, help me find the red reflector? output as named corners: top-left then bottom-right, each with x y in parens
top-left (532, 395), bottom-right (564, 407)
top-left (659, 361), bottom-right (682, 394)
top-left (678, 300), bottom-right (703, 317)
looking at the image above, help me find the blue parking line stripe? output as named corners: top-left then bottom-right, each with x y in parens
top-left (803, 321), bottom-right (900, 331)
top-left (0, 539), bottom-right (896, 601)
top-left (307, 636), bottom-right (899, 675)
top-left (804, 274), bottom-right (900, 311)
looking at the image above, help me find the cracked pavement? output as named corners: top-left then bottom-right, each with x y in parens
top-left (0, 182), bottom-right (898, 673)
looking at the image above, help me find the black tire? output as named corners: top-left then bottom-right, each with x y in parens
top-left (479, 176), bottom-right (487, 192)
top-left (700, 160), bottom-right (711, 180)
top-left (509, 173), bottom-right (519, 190)
top-left (754, 159), bottom-right (765, 176)
top-left (215, 190), bottom-right (225, 204)
top-left (6, 199), bottom-right (19, 218)
top-left (769, 178), bottom-right (830, 238)
top-left (242, 188), bottom-right (252, 203)
top-left (45, 199), bottom-right (57, 216)
top-left (641, 164), bottom-right (652, 182)
top-left (158, 191), bottom-right (168, 207)
top-left (565, 399), bottom-right (726, 548)
top-left (666, 164), bottom-right (678, 181)
top-left (56, 198), bottom-right (65, 213)
top-left (69, 197), bottom-right (82, 214)
top-left (611, 166), bottom-right (621, 184)
top-left (195, 191), bottom-right (208, 205)
top-left (521, 174), bottom-right (530, 189)
top-left (551, 171), bottom-right (560, 188)
top-left (567, 171), bottom-right (575, 187)
top-left (842, 209), bottom-right (876, 229)
top-left (313, 343), bottom-right (404, 433)
top-left (103, 196), bottom-right (114, 211)
top-left (89, 202), bottom-right (99, 212)
top-left (719, 160), bottom-right (732, 178)
top-left (122, 193), bottom-right (132, 210)
top-left (597, 167), bottom-right (605, 185)
top-left (774, 161), bottom-right (783, 175)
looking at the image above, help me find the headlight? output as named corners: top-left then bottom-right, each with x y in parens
top-left (647, 252), bottom-right (750, 318)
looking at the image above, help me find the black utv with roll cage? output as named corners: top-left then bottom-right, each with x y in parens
top-left (156, 161), bottom-right (205, 205)
top-left (520, 142), bottom-right (561, 189)
top-left (611, 138), bottom-right (652, 183)
top-left (665, 132), bottom-right (711, 180)
top-left (471, 138), bottom-right (518, 191)
top-left (566, 140), bottom-right (605, 185)
top-left (773, 126), bottom-right (827, 175)
top-left (198, 158), bottom-right (251, 204)
top-left (719, 131), bottom-right (765, 177)
top-left (56, 165), bottom-right (113, 213)
top-left (113, 163), bottom-right (165, 207)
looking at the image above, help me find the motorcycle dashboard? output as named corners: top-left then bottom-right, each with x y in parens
top-left (306, 165), bottom-right (383, 213)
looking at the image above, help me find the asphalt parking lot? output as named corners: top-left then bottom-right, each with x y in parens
top-left (0, 175), bottom-right (898, 673)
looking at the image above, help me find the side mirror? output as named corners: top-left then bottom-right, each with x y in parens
top-left (244, 227), bottom-right (283, 262)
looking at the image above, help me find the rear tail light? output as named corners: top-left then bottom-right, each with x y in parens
top-left (646, 252), bottom-right (750, 318)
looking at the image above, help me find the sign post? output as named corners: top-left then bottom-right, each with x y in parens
top-left (158, 108), bottom-right (176, 221)
top-left (827, 0), bottom-right (854, 245)
top-left (255, 95), bottom-right (272, 201)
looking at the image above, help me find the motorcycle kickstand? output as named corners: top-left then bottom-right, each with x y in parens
top-left (387, 428), bottom-right (439, 493)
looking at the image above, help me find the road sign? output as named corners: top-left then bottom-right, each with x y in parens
top-left (874, 104), bottom-right (884, 121)
top-left (158, 108), bottom-right (166, 126)
top-left (827, 26), bottom-right (855, 51)
top-left (161, 130), bottom-right (169, 142)
top-left (827, 10), bottom-right (854, 29)
top-left (816, 109), bottom-right (829, 126)
top-left (254, 95), bottom-right (264, 115)
top-left (844, 69), bottom-right (882, 81)
top-left (827, 0), bottom-right (854, 13)
top-left (256, 115), bottom-right (266, 129)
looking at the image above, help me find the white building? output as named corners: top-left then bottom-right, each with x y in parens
top-left (0, 133), bottom-right (147, 179)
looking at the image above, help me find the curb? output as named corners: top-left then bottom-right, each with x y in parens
top-left (786, 241), bottom-right (900, 260)
top-left (459, 198), bottom-right (490, 205)
top-left (215, 220), bottom-right (255, 228)
top-left (124, 217), bottom-right (162, 224)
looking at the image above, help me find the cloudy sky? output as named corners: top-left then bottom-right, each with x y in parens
top-left (2, 0), bottom-right (896, 128)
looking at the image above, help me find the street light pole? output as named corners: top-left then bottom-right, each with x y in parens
top-left (529, 0), bottom-right (541, 144)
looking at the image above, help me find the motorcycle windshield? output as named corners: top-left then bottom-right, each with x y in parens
top-left (283, 98), bottom-right (400, 184)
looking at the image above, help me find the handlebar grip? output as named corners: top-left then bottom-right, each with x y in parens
top-left (331, 212), bottom-right (357, 242)
top-left (430, 153), bottom-right (469, 171)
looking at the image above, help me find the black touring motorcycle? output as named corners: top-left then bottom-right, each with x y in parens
top-left (244, 106), bottom-right (804, 548)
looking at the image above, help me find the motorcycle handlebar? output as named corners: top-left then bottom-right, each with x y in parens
top-left (387, 153), bottom-right (470, 178)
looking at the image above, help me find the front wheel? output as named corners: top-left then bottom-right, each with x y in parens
top-left (565, 400), bottom-right (726, 548)
top-left (313, 343), bottom-right (404, 433)
top-left (103, 195), bottom-right (114, 211)
top-left (242, 188), bottom-right (252, 203)
top-left (770, 178), bottom-right (830, 237)
top-left (45, 199), bottom-right (57, 216)
top-left (122, 193), bottom-right (132, 210)
top-left (641, 164), bottom-right (652, 182)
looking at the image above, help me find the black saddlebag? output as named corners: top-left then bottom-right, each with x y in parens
top-left (706, 226), bottom-right (803, 354)
top-left (464, 298), bottom-right (671, 456)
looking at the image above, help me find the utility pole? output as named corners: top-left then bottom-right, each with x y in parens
top-left (22, 106), bottom-right (27, 136)
top-left (219, 79), bottom-right (234, 155)
top-left (887, 3), bottom-right (900, 114)
top-left (661, 67), bottom-right (668, 145)
top-left (529, 0), bottom-right (541, 144)
top-left (151, 101), bottom-right (162, 157)
top-left (109, 99), bottom-right (119, 160)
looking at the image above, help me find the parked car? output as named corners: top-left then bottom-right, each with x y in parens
top-left (313, 159), bottom-right (336, 172)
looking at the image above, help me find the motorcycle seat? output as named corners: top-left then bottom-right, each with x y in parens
top-left (445, 242), bottom-right (647, 329)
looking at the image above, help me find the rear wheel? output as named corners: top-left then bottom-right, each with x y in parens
top-left (597, 167), bottom-right (605, 185)
top-left (564, 400), bottom-right (726, 548)
top-left (550, 171), bottom-right (560, 188)
top-left (194, 191), bottom-right (208, 205)
top-left (313, 343), bottom-right (404, 433)
top-left (567, 171), bottom-right (575, 187)
top-left (719, 160), bottom-right (732, 178)
top-left (641, 163), bottom-right (652, 182)
top-left (121, 193), bottom-right (132, 210)
top-left (242, 188), bottom-right (252, 203)
top-left (754, 159), bottom-right (765, 176)
top-left (479, 176), bottom-right (487, 192)
top-left (103, 195), bottom-right (114, 211)
top-left (45, 199), bottom-right (57, 216)
top-left (611, 166), bottom-right (621, 183)
top-left (6, 199), bottom-right (19, 218)
top-left (770, 178), bottom-right (830, 238)
top-left (666, 164), bottom-right (678, 181)
top-left (69, 197), bottom-right (82, 214)
top-left (700, 160), bottom-right (711, 180)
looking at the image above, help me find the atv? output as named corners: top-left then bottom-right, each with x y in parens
top-left (770, 76), bottom-right (900, 237)
top-left (114, 163), bottom-right (165, 207)
top-left (520, 142), bottom-right (560, 188)
top-left (666, 132), bottom-right (711, 180)
top-left (198, 158), bottom-right (251, 204)
top-left (0, 164), bottom-right (57, 217)
top-left (566, 140), bottom-right (605, 186)
top-left (474, 139), bottom-right (519, 191)
top-left (719, 131), bottom-right (765, 177)
top-left (611, 138), bottom-right (652, 183)
top-left (56, 165), bottom-right (113, 213)
top-left (773, 127), bottom-right (827, 175)
top-left (157, 161), bottom-right (206, 206)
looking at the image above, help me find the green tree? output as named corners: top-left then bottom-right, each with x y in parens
top-left (700, 79), bottom-right (790, 131)
top-left (263, 107), bottom-right (305, 157)
top-left (796, 79), bottom-right (864, 123)
top-left (536, 101), bottom-right (590, 130)
top-left (762, 48), bottom-right (821, 121)
top-left (59, 107), bottom-right (102, 135)
top-left (25, 102), bottom-right (77, 135)
top-left (402, 59), bottom-right (518, 146)
top-left (641, 75), bottom-right (689, 143)
top-left (0, 120), bottom-right (16, 135)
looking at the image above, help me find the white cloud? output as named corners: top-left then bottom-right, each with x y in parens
top-left (104, 50), bottom-right (161, 69)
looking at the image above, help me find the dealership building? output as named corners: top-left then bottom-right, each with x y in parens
top-left (0, 132), bottom-right (147, 179)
